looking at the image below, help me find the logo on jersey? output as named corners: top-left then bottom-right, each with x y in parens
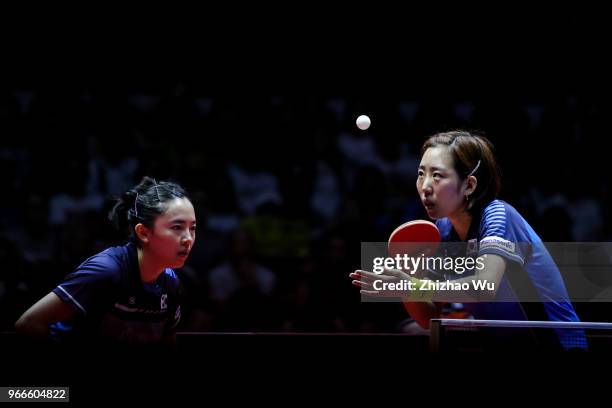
top-left (128, 296), bottom-right (136, 305)
top-left (480, 236), bottom-right (516, 254)
top-left (160, 294), bottom-right (168, 310)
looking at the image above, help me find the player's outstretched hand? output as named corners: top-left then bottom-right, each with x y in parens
top-left (349, 268), bottom-right (411, 297)
top-left (349, 269), bottom-right (435, 301)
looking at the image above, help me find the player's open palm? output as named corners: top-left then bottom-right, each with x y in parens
top-left (349, 268), bottom-right (411, 297)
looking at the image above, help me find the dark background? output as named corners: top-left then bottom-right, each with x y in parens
top-left (0, 10), bottom-right (610, 403)
top-left (1, 83), bottom-right (611, 334)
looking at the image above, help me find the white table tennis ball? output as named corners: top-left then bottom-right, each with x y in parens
top-left (356, 115), bottom-right (371, 130)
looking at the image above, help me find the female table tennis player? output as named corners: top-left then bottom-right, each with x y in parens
top-left (351, 131), bottom-right (586, 350)
top-left (15, 176), bottom-right (195, 349)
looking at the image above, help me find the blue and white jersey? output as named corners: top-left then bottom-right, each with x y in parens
top-left (51, 242), bottom-right (181, 346)
top-left (435, 199), bottom-right (587, 350)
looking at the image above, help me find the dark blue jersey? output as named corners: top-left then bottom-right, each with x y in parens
top-left (435, 199), bottom-right (587, 350)
top-left (51, 242), bottom-right (181, 346)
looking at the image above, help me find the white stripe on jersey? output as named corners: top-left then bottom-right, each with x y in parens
top-left (483, 203), bottom-right (507, 235)
top-left (57, 285), bottom-right (87, 315)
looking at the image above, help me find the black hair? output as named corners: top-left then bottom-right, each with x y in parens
top-left (108, 176), bottom-right (190, 246)
top-left (422, 131), bottom-right (502, 214)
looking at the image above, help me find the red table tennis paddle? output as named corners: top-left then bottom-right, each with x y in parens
top-left (388, 220), bottom-right (441, 258)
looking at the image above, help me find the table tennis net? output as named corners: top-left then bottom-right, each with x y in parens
top-left (429, 319), bottom-right (612, 352)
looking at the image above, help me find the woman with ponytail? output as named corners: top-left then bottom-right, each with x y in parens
top-left (15, 176), bottom-right (196, 349)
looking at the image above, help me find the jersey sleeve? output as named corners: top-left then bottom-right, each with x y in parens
top-left (478, 201), bottom-right (529, 265)
top-left (52, 253), bottom-right (118, 316)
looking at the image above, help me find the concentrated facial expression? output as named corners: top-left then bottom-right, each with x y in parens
top-left (146, 197), bottom-right (196, 268)
top-left (416, 146), bottom-right (467, 220)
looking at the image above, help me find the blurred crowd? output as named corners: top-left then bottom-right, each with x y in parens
top-left (1, 84), bottom-right (611, 332)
